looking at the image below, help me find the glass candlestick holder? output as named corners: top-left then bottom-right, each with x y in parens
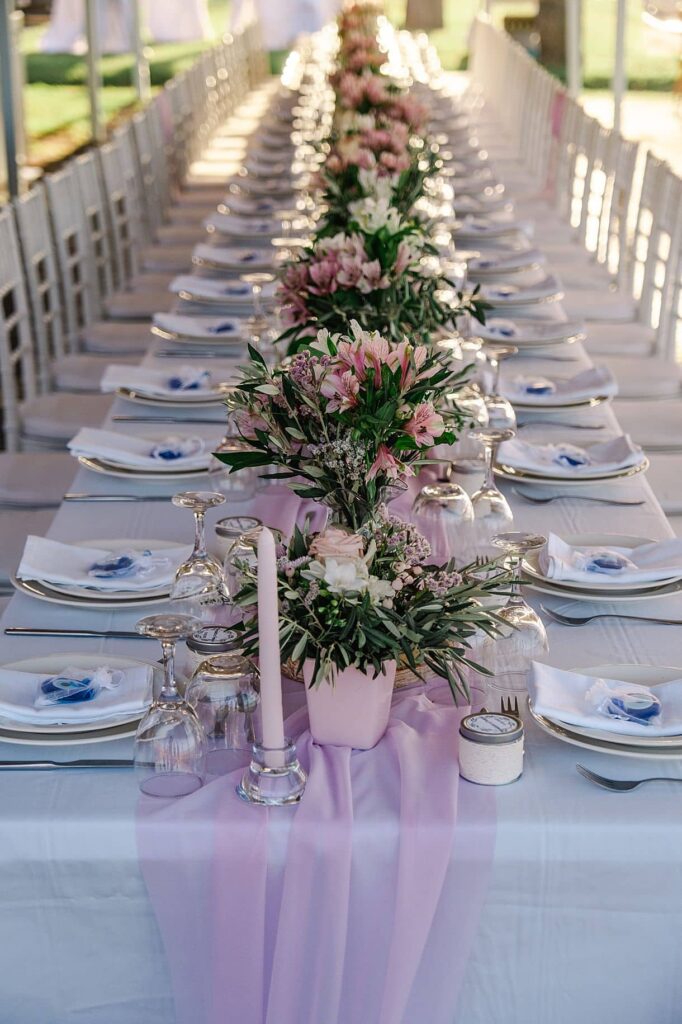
top-left (237, 739), bottom-right (307, 806)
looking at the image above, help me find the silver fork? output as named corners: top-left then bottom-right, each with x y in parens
top-left (500, 695), bottom-right (520, 717)
top-left (541, 605), bottom-right (682, 627)
top-left (576, 764), bottom-right (682, 792)
top-left (512, 488), bottom-right (645, 507)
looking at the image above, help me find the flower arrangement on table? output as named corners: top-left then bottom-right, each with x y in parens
top-left (277, 207), bottom-right (485, 353)
top-left (233, 510), bottom-right (510, 706)
top-left (215, 322), bottom-right (471, 531)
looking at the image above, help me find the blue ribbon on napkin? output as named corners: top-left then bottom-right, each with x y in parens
top-left (34, 666), bottom-right (123, 708)
top-left (149, 436), bottom-right (204, 462)
top-left (167, 369), bottom-right (211, 391)
top-left (89, 549), bottom-right (156, 579)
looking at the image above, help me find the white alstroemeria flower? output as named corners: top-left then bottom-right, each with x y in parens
top-left (323, 557), bottom-right (370, 594)
top-left (348, 196), bottom-right (402, 235)
top-left (366, 576), bottom-right (395, 604)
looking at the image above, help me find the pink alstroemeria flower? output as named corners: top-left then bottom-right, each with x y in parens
top-left (321, 369), bottom-right (360, 413)
top-left (404, 402), bottom-right (445, 447)
top-left (368, 443), bottom-right (401, 481)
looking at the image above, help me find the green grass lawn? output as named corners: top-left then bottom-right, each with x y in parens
top-left (20, 0), bottom-right (681, 170)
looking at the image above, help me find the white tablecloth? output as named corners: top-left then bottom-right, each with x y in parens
top-left (2, 99), bottom-right (682, 1024)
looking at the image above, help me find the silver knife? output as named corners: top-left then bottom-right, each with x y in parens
top-left (63, 493), bottom-right (174, 502)
top-left (112, 417), bottom-right (225, 424)
top-left (5, 627), bottom-right (149, 638)
top-left (0, 759), bottom-right (134, 770)
top-left (154, 349), bottom-right (242, 359)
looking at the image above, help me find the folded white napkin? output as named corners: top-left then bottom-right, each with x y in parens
top-left (501, 366), bottom-right (617, 405)
top-left (17, 536), bottom-right (191, 592)
top-left (498, 434), bottom-right (644, 477)
top-left (68, 428), bottom-right (210, 471)
top-left (101, 364), bottom-right (217, 398)
top-left (481, 275), bottom-right (561, 304)
top-left (0, 663), bottom-right (152, 725)
top-left (529, 662), bottom-right (682, 737)
top-left (170, 275), bottom-right (278, 303)
top-left (153, 313), bottom-right (246, 340)
top-left (538, 533), bottom-right (682, 584)
top-left (468, 249), bottom-right (545, 274)
top-left (204, 211), bottom-right (280, 236)
top-left (192, 243), bottom-right (274, 268)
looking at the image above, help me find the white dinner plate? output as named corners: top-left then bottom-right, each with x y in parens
top-left (77, 454), bottom-right (211, 481)
top-left (151, 313), bottom-right (246, 343)
top-left (509, 394), bottom-right (612, 411)
top-left (481, 275), bottom-right (563, 306)
top-left (467, 248), bottom-right (545, 277)
top-left (529, 664), bottom-right (682, 758)
top-left (0, 653), bottom-right (157, 736)
top-left (11, 538), bottom-right (183, 609)
top-left (478, 318), bottom-right (585, 348)
top-left (115, 385), bottom-right (227, 408)
top-left (524, 572), bottom-right (682, 603)
top-left (494, 456), bottom-right (649, 487)
top-left (192, 244), bottom-right (275, 271)
top-left (523, 534), bottom-right (681, 593)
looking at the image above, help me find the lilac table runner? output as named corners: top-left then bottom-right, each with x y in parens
top-left (137, 685), bottom-right (496, 1024)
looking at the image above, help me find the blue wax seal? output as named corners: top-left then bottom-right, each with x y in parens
top-left (585, 551), bottom-right (631, 574)
top-left (554, 446), bottom-right (590, 468)
top-left (89, 549), bottom-right (152, 579)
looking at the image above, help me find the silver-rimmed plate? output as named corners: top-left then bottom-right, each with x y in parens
top-left (529, 664), bottom-right (682, 758)
top-left (0, 653), bottom-right (158, 736)
top-left (77, 454), bottom-right (211, 481)
top-left (481, 275), bottom-right (563, 307)
top-left (524, 575), bottom-right (682, 604)
top-left (11, 575), bottom-right (172, 610)
top-left (495, 457), bottom-right (649, 487)
top-left (509, 394), bottom-right (612, 411)
top-left (522, 534), bottom-right (682, 594)
top-left (115, 386), bottom-right (226, 408)
top-left (478, 318), bottom-right (585, 348)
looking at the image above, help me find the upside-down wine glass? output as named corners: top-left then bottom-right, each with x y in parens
top-left (134, 613), bottom-right (206, 797)
top-left (469, 426), bottom-right (515, 555)
top-left (171, 491), bottom-right (227, 614)
top-left (486, 531), bottom-right (549, 691)
top-left (481, 343), bottom-right (518, 430)
top-left (412, 481), bottom-right (475, 566)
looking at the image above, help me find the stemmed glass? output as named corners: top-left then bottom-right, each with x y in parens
top-left (484, 532), bottom-right (549, 691)
top-left (241, 271), bottom-right (279, 355)
top-left (481, 343), bottom-right (518, 430)
top-left (412, 481), bottom-right (474, 565)
top-left (469, 426), bottom-right (515, 554)
top-left (134, 613), bottom-right (207, 797)
top-left (171, 491), bottom-right (227, 611)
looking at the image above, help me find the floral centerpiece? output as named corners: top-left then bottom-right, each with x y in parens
top-left (277, 206), bottom-right (485, 352)
top-left (215, 323), bottom-right (471, 530)
top-left (232, 512), bottom-right (510, 745)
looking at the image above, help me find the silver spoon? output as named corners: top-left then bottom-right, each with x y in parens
top-left (577, 764), bottom-right (682, 792)
top-left (512, 488), bottom-right (645, 506)
top-left (517, 421), bottom-right (606, 431)
top-left (540, 606), bottom-right (682, 627)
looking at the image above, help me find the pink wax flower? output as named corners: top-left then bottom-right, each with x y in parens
top-left (368, 443), bottom-right (401, 481)
top-left (404, 402), bottom-right (446, 447)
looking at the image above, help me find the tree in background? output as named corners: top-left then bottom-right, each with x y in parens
top-left (536, 0), bottom-right (568, 75)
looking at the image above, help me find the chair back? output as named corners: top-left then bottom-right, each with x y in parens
top-left (0, 207), bottom-right (39, 451)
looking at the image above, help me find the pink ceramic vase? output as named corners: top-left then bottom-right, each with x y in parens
top-left (303, 659), bottom-right (397, 749)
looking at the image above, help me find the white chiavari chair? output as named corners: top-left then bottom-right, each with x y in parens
top-left (14, 184), bottom-right (137, 392)
top-left (46, 161), bottom-right (152, 356)
top-left (0, 206), bottom-right (110, 453)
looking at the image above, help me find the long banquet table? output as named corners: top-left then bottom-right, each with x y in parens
top-left (2, 102), bottom-right (682, 1024)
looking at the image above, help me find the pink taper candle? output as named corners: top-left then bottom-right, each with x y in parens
top-left (257, 527), bottom-right (286, 768)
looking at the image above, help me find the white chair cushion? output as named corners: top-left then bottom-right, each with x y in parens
top-left (103, 289), bottom-right (174, 320)
top-left (52, 354), bottom-right (137, 392)
top-left (563, 290), bottom-right (637, 323)
top-left (612, 398), bottom-right (682, 449)
top-left (0, 508), bottom-right (57, 583)
top-left (140, 244), bottom-right (193, 273)
top-left (0, 452), bottom-right (73, 503)
top-left (20, 393), bottom-right (114, 446)
top-left (582, 322), bottom-right (655, 357)
top-left (645, 454), bottom-right (682, 514)
top-left (79, 321), bottom-right (151, 354)
top-left (602, 357), bottom-right (682, 399)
